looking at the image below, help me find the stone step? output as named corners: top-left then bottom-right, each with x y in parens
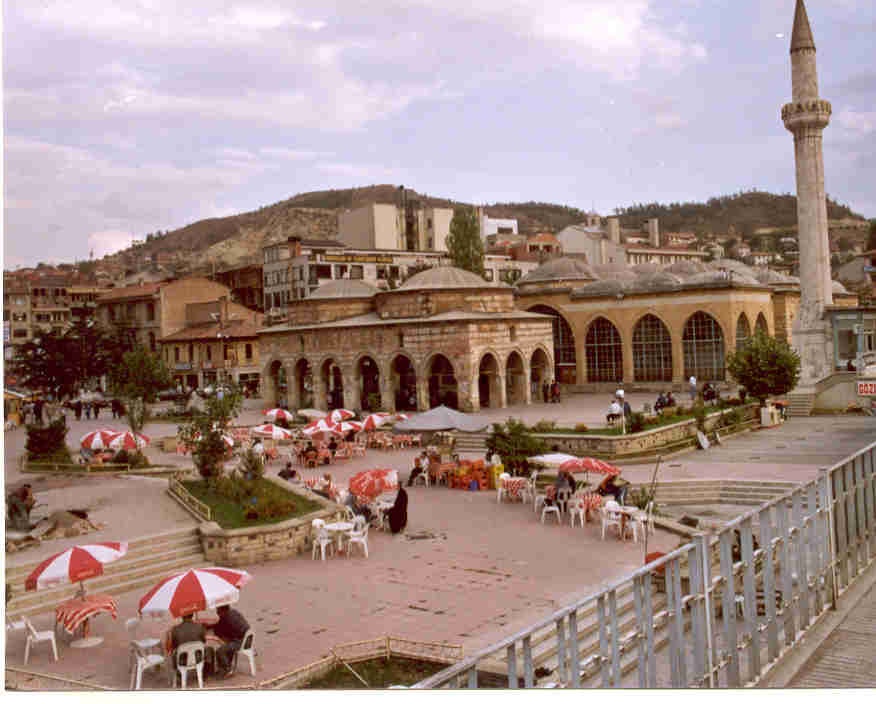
top-left (785, 393), bottom-right (816, 417)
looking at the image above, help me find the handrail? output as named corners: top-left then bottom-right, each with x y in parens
top-left (167, 477), bottom-right (212, 522)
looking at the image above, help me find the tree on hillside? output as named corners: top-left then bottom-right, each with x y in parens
top-left (726, 330), bottom-right (800, 406)
top-left (868, 219), bottom-right (876, 252)
top-left (446, 206), bottom-right (485, 277)
top-left (108, 345), bottom-right (172, 436)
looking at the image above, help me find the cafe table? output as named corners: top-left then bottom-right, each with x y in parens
top-left (55, 593), bottom-right (118, 648)
top-left (324, 521), bottom-right (354, 554)
top-left (502, 477), bottom-right (530, 502)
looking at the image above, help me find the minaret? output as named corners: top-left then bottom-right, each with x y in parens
top-left (781, 0), bottom-right (834, 382)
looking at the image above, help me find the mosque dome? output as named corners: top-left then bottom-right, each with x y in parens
top-left (664, 260), bottom-right (710, 276)
top-left (399, 266), bottom-right (503, 291)
top-left (309, 279), bottom-right (379, 300)
top-left (627, 271), bottom-right (683, 294)
top-left (631, 262), bottom-right (661, 275)
top-left (572, 279), bottom-right (627, 298)
top-left (516, 257), bottom-right (597, 285)
top-left (751, 267), bottom-right (797, 286)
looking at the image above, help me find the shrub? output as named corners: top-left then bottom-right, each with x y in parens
top-left (574, 423), bottom-right (589, 432)
top-left (626, 485), bottom-right (656, 511)
top-left (693, 401), bottom-right (707, 432)
top-left (531, 420), bottom-right (557, 433)
top-left (25, 419), bottom-right (69, 458)
top-left (237, 448), bottom-right (266, 481)
top-left (629, 412), bottom-right (646, 434)
top-left (721, 408), bottom-right (742, 428)
top-left (113, 449), bottom-right (149, 468)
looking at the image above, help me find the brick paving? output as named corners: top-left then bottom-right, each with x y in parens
top-left (5, 395), bottom-right (875, 689)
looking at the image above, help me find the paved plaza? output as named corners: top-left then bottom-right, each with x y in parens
top-left (4, 394), bottom-right (875, 689)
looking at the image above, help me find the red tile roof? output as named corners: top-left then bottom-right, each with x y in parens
top-left (160, 318), bottom-right (260, 342)
top-left (97, 282), bottom-right (163, 302)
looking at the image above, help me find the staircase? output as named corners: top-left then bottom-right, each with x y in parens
top-left (628, 480), bottom-right (798, 508)
top-left (5, 526), bottom-right (208, 620)
top-left (453, 432), bottom-right (490, 456)
top-left (784, 392), bottom-right (815, 417)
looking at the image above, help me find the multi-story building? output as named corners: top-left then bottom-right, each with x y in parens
top-left (3, 278), bottom-right (32, 362)
top-left (95, 277), bottom-right (231, 352)
top-left (337, 201), bottom-right (454, 252)
top-left (212, 264), bottom-right (263, 311)
top-left (159, 296), bottom-right (262, 392)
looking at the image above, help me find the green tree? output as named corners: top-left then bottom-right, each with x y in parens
top-left (445, 206), bottom-right (485, 277)
top-left (726, 330), bottom-right (801, 406)
top-left (867, 219), bottom-right (876, 252)
top-left (178, 383), bottom-right (244, 484)
top-left (13, 329), bottom-right (74, 398)
top-left (108, 345), bottom-right (172, 435)
top-left (485, 418), bottom-right (546, 476)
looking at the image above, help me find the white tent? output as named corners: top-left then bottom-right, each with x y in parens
top-left (529, 453), bottom-right (578, 467)
top-left (393, 405), bottom-right (490, 433)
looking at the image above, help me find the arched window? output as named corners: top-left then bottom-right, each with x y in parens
top-left (529, 305), bottom-right (576, 383)
top-left (736, 314), bottom-right (751, 352)
top-left (755, 313), bottom-right (768, 335)
top-left (683, 312), bottom-right (725, 381)
top-left (585, 317), bottom-right (623, 383)
top-left (633, 314), bottom-right (672, 382)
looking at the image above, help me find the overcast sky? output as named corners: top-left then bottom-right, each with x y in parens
top-left (3, 1), bottom-right (875, 269)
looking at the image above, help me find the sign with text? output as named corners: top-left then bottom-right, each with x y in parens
top-left (857, 380), bottom-right (876, 396)
top-left (323, 254), bottom-right (394, 264)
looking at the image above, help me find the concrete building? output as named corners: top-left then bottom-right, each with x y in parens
top-left (338, 201), bottom-right (454, 252)
top-left (159, 296), bottom-right (262, 392)
top-left (476, 207), bottom-right (518, 243)
top-left (213, 264), bottom-right (263, 312)
top-left (258, 267), bottom-right (554, 413)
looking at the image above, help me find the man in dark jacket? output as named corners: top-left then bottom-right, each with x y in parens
top-left (210, 604), bottom-right (250, 677)
top-left (170, 614), bottom-right (206, 668)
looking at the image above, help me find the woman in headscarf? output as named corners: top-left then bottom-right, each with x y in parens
top-left (387, 486), bottom-right (408, 534)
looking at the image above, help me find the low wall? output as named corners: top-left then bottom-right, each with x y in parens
top-left (198, 477), bottom-right (346, 567)
top-left (813, 373), bottom-right (867, 411)
top-left (534, 404), bottom-right (759, 458)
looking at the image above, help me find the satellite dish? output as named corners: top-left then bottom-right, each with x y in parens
top-left (697, 430), bottom-right (710, 450)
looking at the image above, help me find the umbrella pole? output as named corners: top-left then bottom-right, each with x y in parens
top-left (643, 455), bottom-right (662, 560)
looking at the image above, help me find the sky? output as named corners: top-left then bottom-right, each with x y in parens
top-left (3, 1), bottom-right (875, 270)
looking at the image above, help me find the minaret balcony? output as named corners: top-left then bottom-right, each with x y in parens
top-left (782, 99), bottom-right (831, 131)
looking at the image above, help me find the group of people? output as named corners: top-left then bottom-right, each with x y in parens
top-left (653, 391), bottom-right (677, 413)
top-left (168, 604), bottom-right (249, 680)
top-left (607, 388), bottom-right (632, 424)
top-left (541, 379), bottom-right (561, 404)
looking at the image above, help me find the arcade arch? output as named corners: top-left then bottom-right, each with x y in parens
top-left (428, 354), bottom-right (458, 409)
top-left (736, 313), bottom-right (751, 352)
top-left (528, 305), bottom-right (576, 384)
top-left (505, 351), bottom-right (526, 406)
top-left (633, 314), bottom-right (673, 382)
top-left (478, 353), bottom-right (501, 409)
top-left (391, 355), bottom-right (418, 411)
top-left (585, 317), bottom-right (623, 383)
top-left (683, 312), bottom-right (725, 381)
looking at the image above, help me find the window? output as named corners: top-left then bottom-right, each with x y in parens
top-left (377, 266), bottom-right (387, 280)
top-left (2, 309), bottom-right (7, 321)
top-left (146, 302), bottom-right (155, 321)
top-left (207, 346), bottom-right (212, 361)
top-left (174, 347), bottom-right (180, 362)
top-left (13, 328), bottom-right (27, 338)
top-left (245, 343), bottom-right (253, 360)
top-left (398, 331), bottom-right (404, 348)
top-left (334, 264), bottom-right (348, 279)
top-left (484, 270), bottom-right (494, 282)
top-left (633, 314), bottom-right (673, 382)
top-left (585, 317), bottom-right (623, 383)
top-left (350, 265), bottom-right (364, 280)
top-left (188, 343), bottom-right (194, 361)
top-left (149, 332), bottom-right (156, 351)
top-left (510, 326), bottom-right (517, 342)
top-left (223, 344), bottom-right (232, 361)
top-left (109, 305), bottom-right (117, 321)
top-left (427, 218), bottom-right (433, 228)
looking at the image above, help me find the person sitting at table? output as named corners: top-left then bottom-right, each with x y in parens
top-left (251, 438), bottom-right (265, 458)
top-left (654, 392), bottom-right (667, 413)
top-left (279, 462), bottom-right (299, 482)
top-left (208, 604), bottom-right (250, 678)
top-left (386, 487), bottom-right (408, 534)
top-left (597, 474), bottom-right (629, 505)
top-left (607, 398), bottom-right (622, 424)
top-left (553, 469), bottom-right (576, 511)
top-left (303, 444), bottom-right (318, 468)
top-left (666, 391), bottom-right (676, 407)
top-left (343, 491), bottom-right (374, 524)
top-left (407, 453), bottom-right (427, 486)
top-left (327, 436), bottom-right (338, 460)
top-left (170, 613), bottom-right (207, 670)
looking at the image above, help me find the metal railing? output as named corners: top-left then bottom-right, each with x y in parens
top-left (413, 440), bottom-right (876, 689)
top-left (168, 476), bottom-right (212, 522)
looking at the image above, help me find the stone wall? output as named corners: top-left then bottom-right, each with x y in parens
top-left (287, 297), bottom-right (374, 325)
top-left (198, 478), bottom-right (345, 567)
top-left (375, 288), bottom-right (515, 319)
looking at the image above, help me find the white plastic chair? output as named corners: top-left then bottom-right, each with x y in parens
top-left (23, 616), bottom-right (57, 664)
top-left (601, 500), bottom-right (624, 540)
top-left (311, 519), bottom-right (334, 560)
top-left (346, 516), bottom-right (370, 558)
top-left (556, 488), bottom-right (572, 514)
top-left (412, 468), bottom-right (429, 487)
top-left (173, 641), bottom-right (205, 689)
top-left (541, 497), bottom-right (561, 524)
top-left (496, 473), bottom-right (511, 503)
top-left (130, 640), bottom-right (165, 690)
top-left (569, 497), bottom-right (587, 527)
top-left (521, 470), bottom-right (538, 504)
top-left (231, 629), bottom-right (257, 675)
top-left (125, 616), bottom-right (161, 671)
top-left (636, 501), bottom-right (655, 535)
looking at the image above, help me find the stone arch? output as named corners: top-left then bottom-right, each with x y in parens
top-left (505, 350), bottom-right (526, 406)
top-left (354, 354), bottom-right (381, 412)
top-left (683, 311), bottom-right (726, 381)
top-left (527, 304), bottom-right (576, 384)
top-left (755, 312), bottom-right (769, 336)
top-left (319, 356), bottom-right (345, 410)
top-left (263, 359), bottom-right (289, 408)
top-left (530, 346), bottom-right (552, 401)
top-left (293, 358), bottom-right (313, 409)
top-left (478, 352), bottom-right (502, 409)
top-left (585, 316), bottom-right (623, 383)
top-left (736, 313), bottom-right (752, 352)
top-left (426, 353), bottom-right (458, 409)
top-left (632, 313), bottom-right (673, 382)
top-left (390, 353), bottom-right (418, 411)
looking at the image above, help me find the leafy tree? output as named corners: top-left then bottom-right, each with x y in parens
top-left (108, 345), bottom-right (173, 435)
top-left (726, 330), bottom-right (801, 406)
top-left (178, 382), bottom-right (244, 484)
top-left (13, 329), bottom-right (74, 398)
top-left (485, 418), bottom-right (546, 476)
top-left (867, 219), bottom-right (876, 252)
top-left (445, 206), bottom-right (485, 277)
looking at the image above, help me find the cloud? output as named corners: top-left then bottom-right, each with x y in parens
top-left (835, 109), bottom-right (876, 133)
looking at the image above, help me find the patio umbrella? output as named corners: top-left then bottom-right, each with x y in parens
top-left (361, 413), bottom-right (392, 431)
top-left (192, 432), bottom-right (235, 449)
top-left (139, 566), bottom-right (252, 618)
top-left (263, 408), bottom-right (296, 424)
top-left (251, 423), bottom-right (294, 440)
top-left (349, 469), bottom-right (399, 502)
top-left (558, 457), bottom-right (621, 477)
top-left (302, 418), bottom-right (342, 441)
top-left (327, 408), bottom-right (355, 423)
top-left (332, 420), bottom-right (363, 435)
top-left (26, 542), bottom-right (129, 594)
top-left (108, 430), bottom-right (150, 451)
top-left (80, 429), bottom-right (121, 451)
top-left (391, 413), bottom-right (409, 422)
top-left (297, 408), bottom-right (325, 421)
top-left (529, 453), bottom-right (579, 468)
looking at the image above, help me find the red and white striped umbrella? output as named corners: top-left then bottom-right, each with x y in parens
top-left (327, 408), bottom-right (355, 423)
top-left (263, 408), bottom-right (296, 423)
top-left (558, 457), bottom-right (621, 477)
top-left (361, 413), bottom-right (392, 431)
top-left (392, 413), bottom-right (410, 422)
top-left (349, 469), bottom-right (399, 501)
top-left (80, 429), bottom-right (120, 450)
top-left (302, 418), bottom-right (342, 440)
top-left (193, 431), bottom-right (234, 449)
top-left (25, 542), bottom-right (129, 591)
top-left (108, 430), bottom-right (150, 450)
top-left (332, 420), bottom-right (363, 435)
top-left (138, 567), bottom-right (253, 618)
top-left (251, 423), bottom-right (294, 440)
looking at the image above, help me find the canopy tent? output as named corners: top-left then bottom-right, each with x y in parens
top-left (529, 453), bottom-right (579, 468)
top-left (393, 405), bottom-right (490, 433)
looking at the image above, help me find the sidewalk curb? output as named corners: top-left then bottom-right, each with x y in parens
top-left (754, 559), bottom-right (876, 688)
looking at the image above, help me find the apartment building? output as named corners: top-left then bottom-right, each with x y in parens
top-left (337, 202), bottom-right (454, 252)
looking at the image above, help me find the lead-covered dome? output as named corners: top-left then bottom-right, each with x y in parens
top-left (309, 279), bottom-right (378, 299)
top-left (399, 266), bottom-right (503, 290)
top-left (516, 257), bottom-right (597, 285)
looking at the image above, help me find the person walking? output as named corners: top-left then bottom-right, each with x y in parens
top-left (689, 375), bottom-right (697, 402)
top-left (84, 401), bottom-right (91, 420)
top-left (34, 399), bottom-right (44, 425)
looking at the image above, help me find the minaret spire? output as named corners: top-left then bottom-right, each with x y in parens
top-left (790, 0), bottom-right (816, 53)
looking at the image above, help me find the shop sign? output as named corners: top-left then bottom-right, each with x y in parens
top-left (323, 254), bottom-right (394, 264)
top-left (857, 380), bottom-right (876, 396)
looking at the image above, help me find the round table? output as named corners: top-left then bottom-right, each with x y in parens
top-left (55, 593), bottom-right (118, 648)
top-left (325, 521), bottom-right (354, 554)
